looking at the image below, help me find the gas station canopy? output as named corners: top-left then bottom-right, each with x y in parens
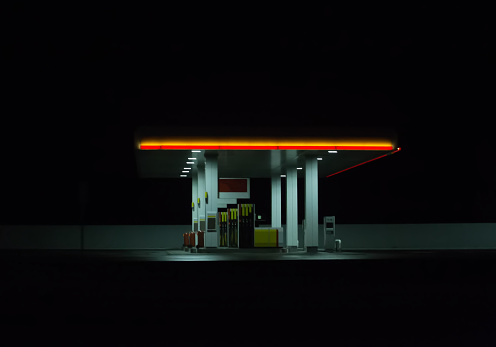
top-left (134, 125), bottom-right (400, 179)
top-left (134, 125), bottom-right (401, 250)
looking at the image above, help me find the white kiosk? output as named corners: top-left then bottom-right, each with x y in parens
top-left (324, 216), bottom-right (340, 252)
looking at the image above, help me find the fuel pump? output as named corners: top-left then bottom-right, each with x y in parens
top-left (228, 207), bottom-right (238, 248)
top-left (238, 203), bottom-right (255, 248)
top-left (323, 216), bottom-right (336, 251)
top-left (219, 210), bottom-right (228, 247)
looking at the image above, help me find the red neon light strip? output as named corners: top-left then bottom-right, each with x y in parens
top-left (141, 145), bottom-right (394, 150)
top-left (219, 145), bottom-right (279, 150)
top-left (335, 146), bottom-right (393, 150)
top-left (140, 145), bottom-right (161, 150)
top-left (326, 147), bottom-right (401, 178)
top-left (160, 145), bottom-right (221, 149)
top-left (277, 146), bottom-right (338, 150)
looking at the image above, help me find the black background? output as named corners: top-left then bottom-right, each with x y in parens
top-left (2, 3), bottom-right (495, 225)
top-left (2, 5), bottom-right (496, 342)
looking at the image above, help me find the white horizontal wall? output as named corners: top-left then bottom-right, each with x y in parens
top-left (0, 225), bottom-right (190, 250)
top-left (261, 223), bottom-right (496, 250)
top-left (337, 223), bottom-right (496, 250)
top-left (217, 198), bottom-right (237, 209)
top-left (0, 225), bottom-right (82, 249)
top-left (1, 224), bottom-right (495, 250)
top-left (83, 225), bottom-right (191, 250)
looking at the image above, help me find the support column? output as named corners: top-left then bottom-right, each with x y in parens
top-left (205, 153), bottom-right (219, 247)
top-left (197, 162), bottom-right (206, 232)
top-left (286, 167), bottom-right (298, 251)
top-left (192, 169), bottom-right (198, 231)
top-left (305, 155), bottom-right (319, 252)
top-left (271, 173), bottom-right (282, 228)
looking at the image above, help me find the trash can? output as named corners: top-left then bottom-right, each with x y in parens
top-left (189, 232), bottom-right (195, 248)
top-left (196, 231), bottom-right (205, 248)
top-left (335, 239), bottom-right (342, 252)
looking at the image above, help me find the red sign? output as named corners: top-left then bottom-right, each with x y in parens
top-left (218, 179), bottom-right (248, 193)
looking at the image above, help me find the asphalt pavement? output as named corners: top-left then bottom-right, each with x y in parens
top-left (1, 249), bottom-right (495, 346)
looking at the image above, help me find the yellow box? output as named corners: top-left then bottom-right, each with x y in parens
top-left (254, 228), bottom-right (278, 247)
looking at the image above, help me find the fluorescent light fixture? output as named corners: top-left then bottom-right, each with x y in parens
top-left (297, 167), bottom-right (302, 170)
top-left (183, 167), bottom-right (192, 170)
top-left (280, 175), bottom-right (286, 177)
top-left (317, 157), bottom-right (323, 160)
top-left (186, 162), bottom-right (195, 164)
top-left (191, 150), bottom-right (201, 152)
top-left (180, 175), bottom-right (187, 177)
top-left (182, 171), bottom-right (189, 173)
top-left (328, 150), bottom-right (338, 153)
top-left (188, 158), bottom-right (196, 160)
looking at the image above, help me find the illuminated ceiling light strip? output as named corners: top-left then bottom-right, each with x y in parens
top-left (280, 175), bottom-right (286, 177)
top-left (188, 158), bottom-right (197, 160)
top-left (317, 157), bottom-right (323, 160)
top-left (182, 171), bottom-right (189, 173)
top-left (326, 148), bottom-right (402, 178)
top-left (192, 150), bottom-right (201, 152)
top-left (186, 162), bottom-right (195, 164)
top-left (297, 167), bottom-right (302, 170)
top-left (183, 167), bottom-right (192, 170)
top-left (180, 175), bottom-right (187, 177)
top-left (145, 145), bottom-right (394, 150)
top-left (328, 151), bottom-right (338, 153)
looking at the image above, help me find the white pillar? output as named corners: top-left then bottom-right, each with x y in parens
top-left (286, 167), bottom-right (298, 250)
top-left (205, 153), bottom-right (219, 247)
top-left (305, 155), bottom-right (319, 252)
top-left (192, 169), bottom-right (198, 231)
top-left (197, 162), bottom-right (206, 232)
top-left (271, 173), bottom-right (282, 228)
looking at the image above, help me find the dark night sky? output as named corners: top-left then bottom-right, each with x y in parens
top-left (2, 4), bottom-right (495, 225)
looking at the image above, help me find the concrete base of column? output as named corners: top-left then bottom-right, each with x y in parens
top-left (305, 246), bottom-right (319, 253)
top-left (286, 246), bottom-right (298, 253)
